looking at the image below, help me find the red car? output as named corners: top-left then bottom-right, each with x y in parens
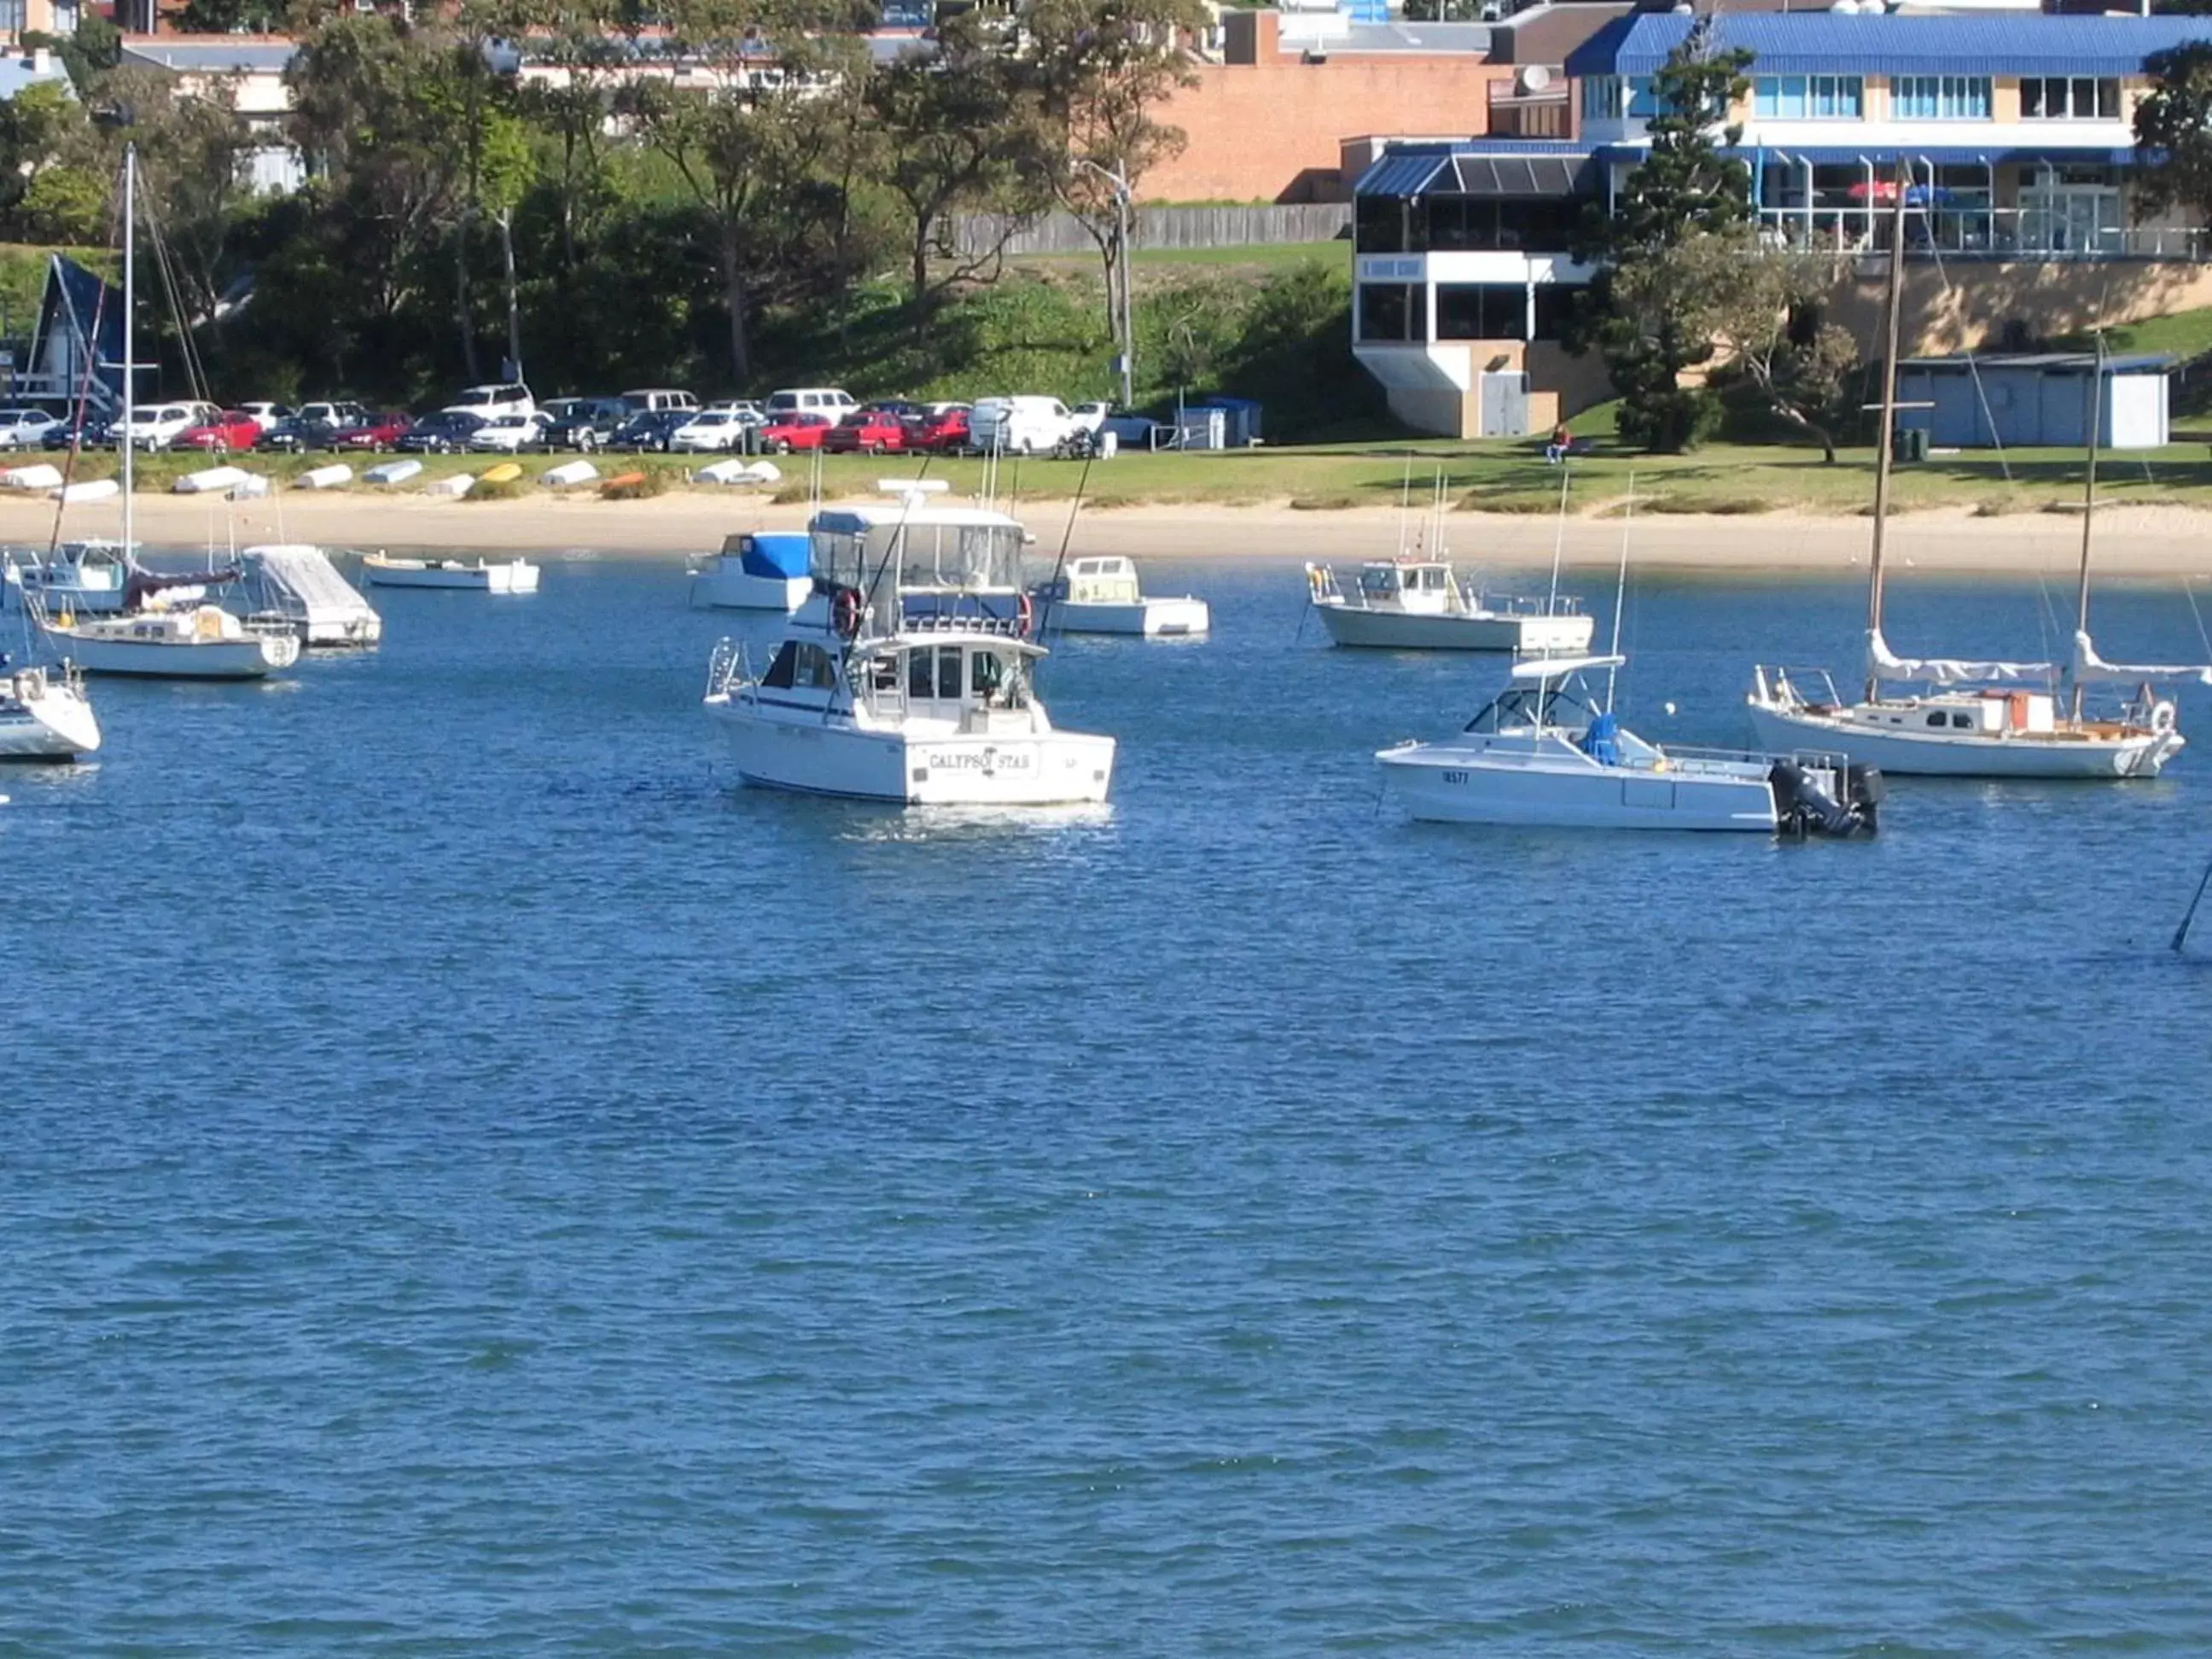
top-left (907, 405), bottom-right (971, 453)
top-left (760, 412), bottom-right (833, 454)
top-left (331, 412), bottom-right (413, 451)
top-left (820, 410), bottom-right (910, 456)
top-left (176, 410), bottom-right (264, 452)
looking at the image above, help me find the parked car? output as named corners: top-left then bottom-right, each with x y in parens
top-left (117, 400), bottom-right (220, 451)
top-left (539, 396), bottom-right (627, 451)
top-left (705, 399), bottom-right (766, 428)
top-left (395, 410), bottom-right (486, 454)
top-left (0, 407), bottom-right (61, 450)
top-left (821, 408), bottom-right (910, 455)
top-left (758, 411), bottom-right (834, 453)
top-left (442, 381), bottom-right (535, 420)
top-left (905, 402), bottom-right (971, 453)
top-left (296, 400), bottom-right (368, 432)
top-left (176, 409), bottom-right (266, 453)
top-left (969, 395), bottom-right (1080, 457)
top-left (238, 401), bottom-right (293, 432)
top-left (331, 412), bottom-right (415, 451)
top-left (46, 412), bottom-right (112, 451)
top-left (608, 410), bottom-right (686, 452)
top-left (464, 411), bottom-right (549, 453)
top-left (667, 409), bottom-right (753, 453)
top-left (258, 402), bottom-right (367, 452)
top-left (764, 387), bottom-right (857, 421)
top-left (620, 387), bottom-right (698, 416)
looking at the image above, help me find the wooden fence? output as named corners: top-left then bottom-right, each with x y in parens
top-left (947, 202), bottom-right (1352, 258)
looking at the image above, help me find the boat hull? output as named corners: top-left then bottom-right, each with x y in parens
top-left (1314, 602), bottom-right (1593, 653)
top-left (1045, 596), bottom-right (1210, 637)
top-left (363, 559), bottom-right (539, 592)
top-left (1377, 746), bottom-right (1778, 832)
top-left (690, 564), bottom-right (812, 611)
top-left (52, 631), bottom-right (296, 679)
top-left (708, 698), bottom-right (1115, 805)
top-left (0, 684), bottom-right (100, 759)
top-left (1746, 700), bottom-right (2176, 778)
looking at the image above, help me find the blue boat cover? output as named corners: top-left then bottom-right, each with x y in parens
top-left (740, 533), bottom-right (810, 579)
top-left (1580, 711), bottom-right (1622, 767)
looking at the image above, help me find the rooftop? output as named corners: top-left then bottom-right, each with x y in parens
top-left (1566, 12), bottom-right (2212, 79)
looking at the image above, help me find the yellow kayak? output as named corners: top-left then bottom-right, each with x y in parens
top-left (478, 462), bottom-right (523, 486)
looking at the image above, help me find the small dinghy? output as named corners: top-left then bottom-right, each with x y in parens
top-left (361, 553), bottom-right (539, 593)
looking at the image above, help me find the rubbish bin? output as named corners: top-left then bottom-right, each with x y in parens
top-left (1097, 429), bottom-right (1118, 461)
top-left (1891, 427), bottom-right (1929, 463)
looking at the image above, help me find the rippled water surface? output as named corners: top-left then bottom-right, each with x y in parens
top-left (5, 554), bottom-right (2210, 1653)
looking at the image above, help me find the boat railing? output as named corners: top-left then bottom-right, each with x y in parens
top-left (1755, 664), bottom-right (1844, 708)
top-left (705, 636), bottom-right (748, 696)
top-left (1659, 742), bottom-right (1854, 775)
top-left (897, 612), bottom-right (1027, 637)
top-left (1466, 590), bottom-right (1585, 617)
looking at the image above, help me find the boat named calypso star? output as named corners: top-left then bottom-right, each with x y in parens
top-left (703, 486), bottom-right (1115, 805)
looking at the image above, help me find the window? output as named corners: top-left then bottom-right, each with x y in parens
top-left (1951, 713), bottom-right (1972, 729)
top-left (795, 644), bottom-right (838, 689)
top-left (1582, 75), bottom-right (1622, 122)
top-left (1891, 75), bottom-right (1990, 121)
top-left (971, 650), bottom-right (1004, 697)
top-left (1754, 75), bottom-right (1863, 119)
top-left (1359, 282), bottom-right (1415, 343)
top-left (2022, 77), bottom-right (2120, 120)
top-left (907, 648), bottom-right (933, 699)
top-left (763, 641), bottom-right (799, 690)
top-left (1436, 283), bottom-right (1528, 341)
top-left (1925, 713), bottom-right (1947, 728)
top-left (1355, 195), bottom-right (1405, 253)
top-left (935, 646), bottom-right (962, 701)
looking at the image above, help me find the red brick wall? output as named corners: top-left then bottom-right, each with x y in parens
top-left (1145, 13), bottom-right (1514, 203)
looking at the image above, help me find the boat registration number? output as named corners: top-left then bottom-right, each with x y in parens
top-left (1441, 770), bottom-right (1470, 785)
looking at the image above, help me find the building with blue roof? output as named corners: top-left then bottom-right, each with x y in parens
top-left (1349, 9), bottom-right (2212, 438)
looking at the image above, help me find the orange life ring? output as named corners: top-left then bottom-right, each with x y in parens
top-left (832, 586), bottom-right (864, 637)
top-left (1016, 591), bottom-right (1034, 637)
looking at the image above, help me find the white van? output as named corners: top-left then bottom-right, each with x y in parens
top-left (621, 387), bottom-right (698, 415)
top-left (969, 395), bottom-right (1079, 457)
top-left (116, 400), bottom-right (219, 451)
top-left (765, 387), bottom-right (857, 419)
top-left (442, 381), bottom-right (535, 419)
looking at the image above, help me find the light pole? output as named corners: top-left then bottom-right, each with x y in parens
top-left (1079, 157), bottom-right (1134, 409)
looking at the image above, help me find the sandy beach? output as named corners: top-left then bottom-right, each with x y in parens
top-left (7, 491), bottom-right (2212, 576)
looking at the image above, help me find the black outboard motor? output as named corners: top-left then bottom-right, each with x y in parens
top-left (1769, 760), bottom-right (1881, 839)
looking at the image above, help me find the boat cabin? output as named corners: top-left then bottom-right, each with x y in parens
top-left (760, 632), bottom-right (1039, 729)
top-left (1358, 561), bottom-right (1457, 614)
top-left (1059, 556), bottom-right (1141, 606)
top-left (1847, 690), bottom-right (2056, 736)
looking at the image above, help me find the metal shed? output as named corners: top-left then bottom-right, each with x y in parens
top-left (1895, 352), bottom-right (2172, 451)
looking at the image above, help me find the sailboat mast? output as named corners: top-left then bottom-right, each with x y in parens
top-left (2071, 333), bottom-right (2104, 724)
top-left (120, 144), bottom-right (133, 554)
top-left (1865, 160), bottom-right (1912, 702)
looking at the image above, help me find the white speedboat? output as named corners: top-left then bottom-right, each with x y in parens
top-left (1378, 653), bottom-right (1880, 835)
top-left (242, 544), bottom-right (381, 647)
top-left (0, 657), bottom-right (100, 758)
top-left (3, 541), bottom-right (135, 614)
top-left (43, 602), bottom-right (300, 678)
top-left (362, 553), bottom-right (539, 592)
top-left (687, 532), bottom-right (812, 611)
top-left (1307, 559), bottom-right (1592, 653)
top-left (703, 492), bottom-right (1116, 805)
top-left (1034, 556), bottom-right (1209, 637)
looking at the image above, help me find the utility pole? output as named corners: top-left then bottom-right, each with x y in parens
top-left (1080, 157), bottom-right (1136, 408)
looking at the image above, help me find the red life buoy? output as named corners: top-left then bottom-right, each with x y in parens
top-left (832, 586), bottom-right (863, 637)
top-left (1016, 591), bottom-right (1034, 637)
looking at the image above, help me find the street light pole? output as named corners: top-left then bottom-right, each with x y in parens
top-left (1080, 157), bottom-right (1135, 408)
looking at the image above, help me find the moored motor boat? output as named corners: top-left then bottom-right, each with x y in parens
top-left (0, 657), bottom-right (101, 758)
top-left (1034, 555), bottom-right (1208, 637)
top-left (3, 541), bottom-right (136, 615)
top-left (1377, 652), bottom-right (1880, 836)
top-left (242, 544), bottom-right (381, 648)
top-left (703, 488), bottom-right (1115, 805)
top-left (688, 532), bottom-right (812, 611)
top-left (362, 553), bottom-right (539, 592)
top-left (1307, 558), bottom-right (1593, 653)
top-left (42, 602), bottom-right (300, 678)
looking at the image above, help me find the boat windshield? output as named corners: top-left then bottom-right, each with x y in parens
top-left (812, 517), bottom-right (1027, 636)
top-left (1462, 684), bottom-right (1595, 733)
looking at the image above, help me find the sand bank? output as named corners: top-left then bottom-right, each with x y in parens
top-left (5, 492), bottom-right (2211, 577)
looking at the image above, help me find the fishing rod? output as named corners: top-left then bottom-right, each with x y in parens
top-left (2173, 851), bottom-right (2212, 953)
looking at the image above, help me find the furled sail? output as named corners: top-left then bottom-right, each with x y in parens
top-left (2071, 630), bottom-right (2212, 687)
top-left (1866, 628), bottom-right (2056, 687)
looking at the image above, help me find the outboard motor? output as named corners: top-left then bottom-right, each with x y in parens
top-left (1769, 760), bottom-right (1881, 839)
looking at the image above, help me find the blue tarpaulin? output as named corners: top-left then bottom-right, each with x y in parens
top-left (740, 533), bottom-right (810, 580)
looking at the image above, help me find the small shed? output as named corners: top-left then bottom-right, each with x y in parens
top-left (1895, 353), bottom-right (2172, 451)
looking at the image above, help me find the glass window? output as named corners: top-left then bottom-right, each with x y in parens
top-left (1925, 713), bottom-right (1947, 728)
top-left (936, 646), bottom-right (962, 701)
top-left (1354, 194), bottom-right (1404, 253)
top-left (1951, 713), bottom-right (1972, 729)
top-left (2023, 77), bottom-right (2120, 120)
top-left (1581, 76), bottom-right (1623, 121)
top-left (971, 650), bottom-right (1004, 697)
top-left (1893, 75), bottom-right (1989, 120)
top-left (1359, 282), bottom-right (1413, 343)
top-left (762, 641), bottom-right (798, 690)
top-left (1757, 75), bottom-right (1860, 119)
top-left (907, 648), bottom-right (932, 699)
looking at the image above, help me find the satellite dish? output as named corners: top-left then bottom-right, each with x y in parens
top-left (1518, 63), bottom-right (1551, 92)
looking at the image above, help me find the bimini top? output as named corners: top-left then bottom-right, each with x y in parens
top-left (1510, 652), bottom-right (1624, 682)
top-left (738, 532), bottom-right (810, 579)
top-left (810, 504), bottom-right (1027, 534)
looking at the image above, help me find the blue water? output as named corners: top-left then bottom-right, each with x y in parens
top-left (5, 557), bottom-right (2210, 1653)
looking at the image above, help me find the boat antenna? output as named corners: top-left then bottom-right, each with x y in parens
top-left (1864, 156), bottom-right (1911, 703)
top-left (120, 143), bottom-right (134, 562)
top-left (1395, 451), bottom-right (1412, 560)
top-left (1545, 461), bottom-right (1569, 612)
top-left (1035, 452), bottom-right (1095, 669)
top-left (2175, 851), bottom-right (2212, 952)
top-left (2071, 329), bottom-right (2105, 725)
top-left (1605, 469), bottom-right (1633, 714)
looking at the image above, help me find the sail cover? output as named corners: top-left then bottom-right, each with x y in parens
top-left (1866, 628), bottom-right (2056, 687)
top-left (2071, 630), bottom-right (2212, 687)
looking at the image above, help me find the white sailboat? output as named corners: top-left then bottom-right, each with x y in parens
top-left (702, 486), bottom-right (1115, 805)
top-left (1747, 170), bottom-right (2201, 778)
top-left (0, 657), bottom-right (100, 759)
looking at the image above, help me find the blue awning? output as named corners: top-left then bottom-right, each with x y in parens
top-left (1568, 13), bottom-right (2212, 79)
top-left (1355, 153), bottom-right (1448, 198)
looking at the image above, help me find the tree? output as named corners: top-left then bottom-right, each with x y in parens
top-left (1570, 23), bottom-right (1755, 452)
top-left (2134, 43), bottom-right (2212, 230)
top-left (0, 79), bottom-right (90, 233)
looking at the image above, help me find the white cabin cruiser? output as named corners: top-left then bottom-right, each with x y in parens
top-left (43, 602), bottom-right (300, 679)
top-left (1378, 653), bottom-right (1880, 835)
top-left (3, 542), bottom-right (138, 615)
top-left (0, 657), bottom-right (100, 759)
top-left (362, 553), bottom-right (539, 592)
top-left (689, 532), bottom-right (812, 611)
top-left (1034, 556), bottom-right (1209, 637)
top-left (242, 544), bottom-right (381, 647)
top-left (1307, 560), bottom-right (1593, 653)
top-left (703, 493), bottom-right (1115, 805)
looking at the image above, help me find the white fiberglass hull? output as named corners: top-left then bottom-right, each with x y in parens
top-left (1377, 743), bottom-right (1778, 832)
top-left (707, 697), bottom-right (1115, 805)
top-left (363, 557), bottom-right (539, 592)
top-left (1314, 602), bottom-right (1593, 654)
top-left (1045, 596), bottom-right (1210, 637)
top-left (0, 684), bottom-right (100, 759)
top-left (690, 562), bottom-right (811, 611)
top-left (1746, 700), bottom-right (2175, 778)
top-left (51, 629), bottom-right (297, 679)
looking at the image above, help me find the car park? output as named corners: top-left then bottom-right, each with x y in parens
top-left (331, 412), bottom-right (415, 451)
top-left (608, 410), bottom-right (686, 452)
top-left (176, 410), bottom-right (266, 453)
top-left (0, 408), bottom-right (61, 450)
top-left (116, 400), bottom-right (221, 451)
top-left (758, 411), bottom-right (833, 453)
top-left (464, 411), bottom-right (549, 454)
top-left (395, 410), bottom-right (486, 454)
top-left (820, 408), bottom-right (909, 455)
top-left (667, 409), bottom-right (752, 453)
top-left (46, 413), bottom-right (111, 451)
top-left (539, 397), bottom-right (627, 451)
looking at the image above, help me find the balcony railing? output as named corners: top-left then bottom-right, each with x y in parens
top-left (1755, 205), bottom-right (2211, 263)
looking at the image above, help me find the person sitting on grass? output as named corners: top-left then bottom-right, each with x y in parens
top-left (1544, 422), bottom-right (1573, 465)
